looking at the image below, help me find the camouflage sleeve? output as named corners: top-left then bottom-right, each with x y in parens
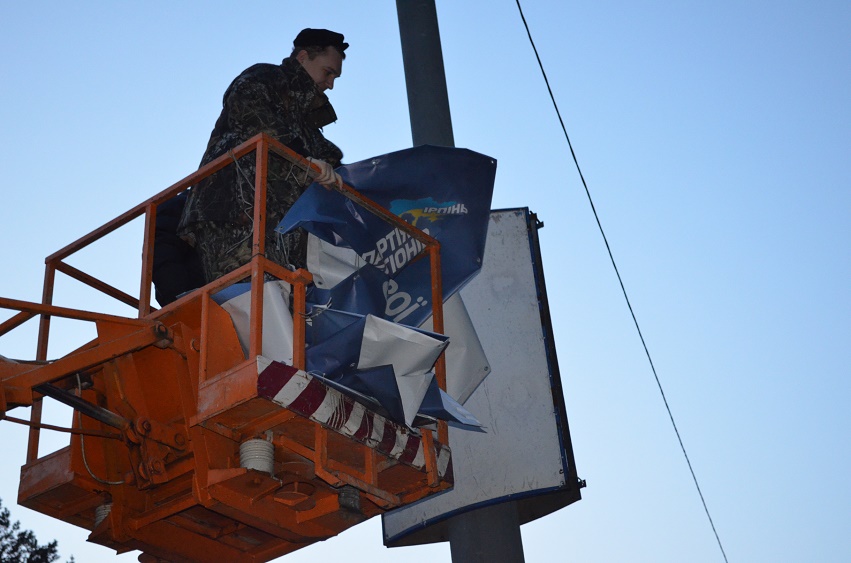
top-left (222, 70), bottom-right (299, 147)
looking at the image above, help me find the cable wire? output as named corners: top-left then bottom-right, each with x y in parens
top-left (513, 2), bottom-right (728, 561)
top-left (76, 375), bottom-right (125, 486)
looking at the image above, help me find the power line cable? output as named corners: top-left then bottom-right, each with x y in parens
top-left (513, 2), bottom-right (728, 562)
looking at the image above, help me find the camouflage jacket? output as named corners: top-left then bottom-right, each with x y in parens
top-left (179, 57), bottom-right (343, 237)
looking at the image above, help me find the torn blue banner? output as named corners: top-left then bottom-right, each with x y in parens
top-left (278, 145), bottom-right (496, 327)
top-left (305, 313), bottom-right (449, 427)
top-left (418, 378), bottom-right (483, 428)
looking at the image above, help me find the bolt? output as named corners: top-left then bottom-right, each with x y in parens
top-left (125, 427), bottom-right (142, 444)
top-left (136, 418), bottom-right (152, 435)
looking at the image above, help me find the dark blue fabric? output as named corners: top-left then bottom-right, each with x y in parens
top-left (418, 377), bottom-right (482, 428)
top-left (306, 263), bottom-right (389, 318)
top-left (278, 145), bottom-right (496, 327)
top-left (303, 312), bottom-right (410, 425)
top-left (309, 365), bottom-right (408, 426)
top-left (211, 281), bottom-right (251, 305)
top-left (338, 365), bottom-right (407, 424)
top-left (304, 314), bottom-right (366, 376)
top-left (278, 188), bottom-right (391, 252)
top-left (304, 308), bottom-right (362, 346)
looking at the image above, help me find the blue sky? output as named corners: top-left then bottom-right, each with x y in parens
top-left (0, 1), bottom-right (849, 562)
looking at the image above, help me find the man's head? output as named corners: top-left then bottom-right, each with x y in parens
top-left (291, 28), bottom-right (347, 92)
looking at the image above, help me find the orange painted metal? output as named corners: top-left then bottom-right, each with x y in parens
top-left (27, 263), bottom-right (56, 462)
top-left (53, 261), bottom-right (140, 311)
top-left (0, 310), bottom-right (36, 336)
top-left (253, 136), bottom-right (270, 258)
top-left (139, 203), bottom-right (157, 316)
top-left (0, 134), bottom-right (453, 562)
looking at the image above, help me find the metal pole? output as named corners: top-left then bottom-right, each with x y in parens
top-left (395, 2), bottom-right (525, 561)
top-left (396, 0), bottom-right (455, 147)
top-left (448, 502), bottom-right (525, 562)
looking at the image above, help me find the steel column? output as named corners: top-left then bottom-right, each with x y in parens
top-left (396, 0), bottom-right (455, 148)
top-left (396, 2), bottom-right (525, 561)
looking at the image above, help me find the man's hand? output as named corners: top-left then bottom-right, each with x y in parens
top-left (307, 158), bottom-right (343, 190)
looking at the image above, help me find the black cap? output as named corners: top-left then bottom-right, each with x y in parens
top-left (293, 28), bottom-right (348, 53)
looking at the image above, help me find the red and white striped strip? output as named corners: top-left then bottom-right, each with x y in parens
top-left (256, 356), bottom-right (452, 480)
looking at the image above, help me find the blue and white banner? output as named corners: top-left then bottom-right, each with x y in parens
top-left (306, 313), bottom-right (450, 427)
top-left (278, 145), bottom-right (497, 327)
top-left (213, 280), bottom-right (294, 364)
top-left (211, 280), bottom-right (482, 428)
top-left (267, 146), bottom-right (496, 428)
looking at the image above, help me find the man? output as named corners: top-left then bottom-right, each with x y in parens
top-left (178, 28), bottom-right (347, 283)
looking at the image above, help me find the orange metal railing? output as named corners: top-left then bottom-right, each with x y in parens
top-left (0, 132), bottom-right (448, 457)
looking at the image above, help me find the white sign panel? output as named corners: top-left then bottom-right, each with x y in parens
top-left (383, 208), bottom-right (579, 545)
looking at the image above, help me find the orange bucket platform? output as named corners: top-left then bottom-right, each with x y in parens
top-left (0, 134), bottom-right (452, 562)
top-left (12, 299), bottom-right (451, 562)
